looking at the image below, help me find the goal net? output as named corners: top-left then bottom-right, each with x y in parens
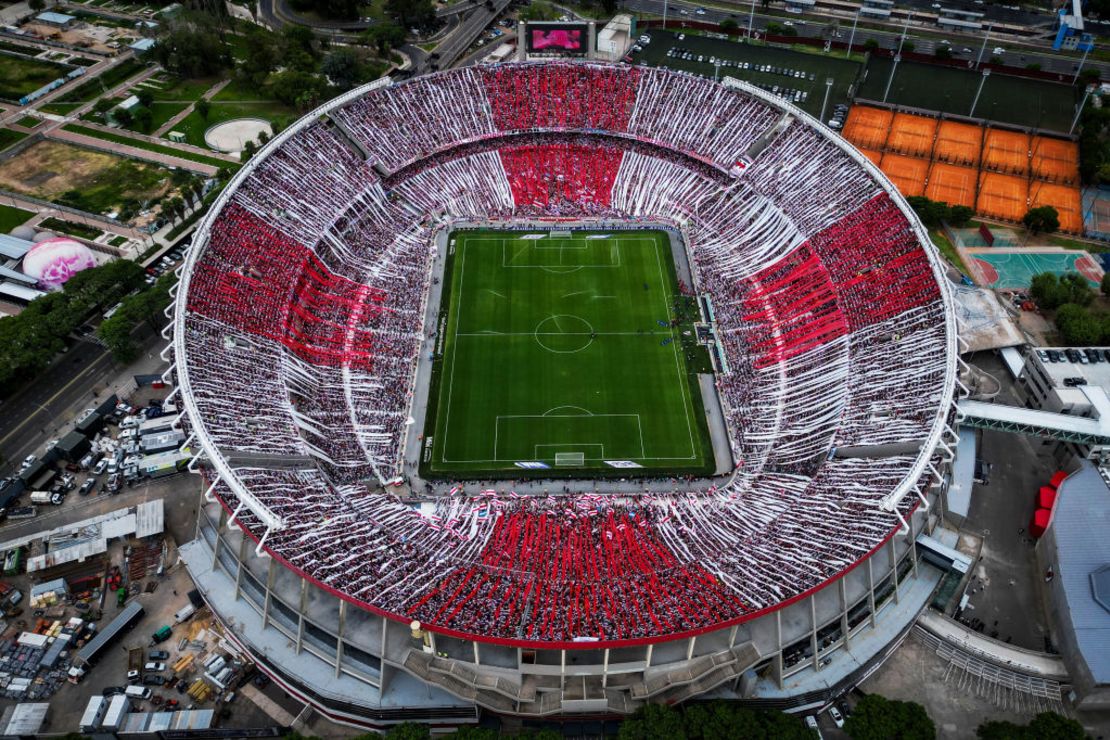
top-left (555, 452), bottom-right (585, 467)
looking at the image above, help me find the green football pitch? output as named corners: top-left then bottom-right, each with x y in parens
top-left (422, 229), bottom-right (714, 478)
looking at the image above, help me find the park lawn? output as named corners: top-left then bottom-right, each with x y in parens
top-left (167, 100), bottom-right (296, 148)
top-left (144, 75), bottom-right (217, 102)
top-left (0, 54), bottom-right (72, 102)
top-left (64, 124), bottom-right (238, 169)
top-left (125, 101), bottom-right (191, 133)
top-left (0, 129), bottom-right (27, 152)
top-left (109, 235), bottom-right (129, 247)
top-left (39, 101), bottom-right (82, 115)
top-left (16, 116), bottom-right (40, 128)
top-left (0, 204), bottom-right (33, 233)
top-left (423, 229), bottom-right (714, 479)
top-left (930, 228), bottom-right (969, 275)
top-left (211, 76), bottom-right (280, 103)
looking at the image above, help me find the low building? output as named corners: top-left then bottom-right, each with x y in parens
top-left (1054, 0), bottom-right (1094, 52)
top-left (596, 14), bottom-right (633, 61)
top-left (34, 11), bottom-right (76, 28)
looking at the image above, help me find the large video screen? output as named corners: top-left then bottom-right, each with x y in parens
top-left (527, 23), bottom-right (589, 54)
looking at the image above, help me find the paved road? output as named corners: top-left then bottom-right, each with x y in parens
top-left (0, 326), bottom-right (165, 477)
top-left (629, 0), bottom-right (1110, 77)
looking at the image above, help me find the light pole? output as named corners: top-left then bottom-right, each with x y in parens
top-left (1073, 42), bottom-right (1093, 83)
top-left (896, 12), bottom-right (911, 56)
top-left (748, 0), bottom-right (756, 42)
top-left (975, 22), bottom-right (993, 69)
top-left (1070, 83), bottom-right (1096, 135)
top-left (820, 76), bottom-right (834, 122)
top-left (663, 0), bottom-right (668, 29)
top-left (969, 68), bottom-right (990, 117)
top-left (714, 59), bottom-right (722, 82)
top-left (846, 10), bottom-right (859, 59)
top-left (883, 53), bottom-right (901, 102)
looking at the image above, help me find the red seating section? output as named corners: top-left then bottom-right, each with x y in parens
top-left (500, 143), bottom-right (623, 211)
top-left (481, 65), bottom-right (640, 132)
top-left (406, 508), bottom-right (745, 641)
top-left (808, 194), bottom-right (941, 330)
top-left (741, 247), bottom-right (848, 370)
top-left (187, 205), bottom-right (386, 371)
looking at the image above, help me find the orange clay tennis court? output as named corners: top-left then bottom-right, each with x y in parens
top-left (982, 129), bottom-right (1030, 176)
top-left (977, 172), bottom-right (1029, 221)
top-left (879, 152), bottom-right (929, 197)
top-left (1031, 136), bottom-right (1079, 183)
top-left (842, 106), bottom-right (892, 150)
top-left (857, 147), bottom-right (883, 167)
top-left (925, 161), bottom-right (978, 209)
top-left (1029, 182), bottom-right (1084, 232)
top-left (887, 112), bottom-right (937, 158)
top-left (934, 120), bottom-right (983, 167)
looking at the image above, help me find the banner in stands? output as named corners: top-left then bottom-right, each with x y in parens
top-left (605, 461), bottom-right (643, 468)
top-left (515, 461), bottom-right (551, 469)
top-left (526, 23), bottom-right (589, 55)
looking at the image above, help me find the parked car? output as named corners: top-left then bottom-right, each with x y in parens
top-left (93, 459), bottom-right (109, 476)
top-left (79, 479), bottom-right (96, 496)
top-left (148, 650), bottom-right (170, 661)
top-left (142, 674), bottom-right (166, 686)
top-left (828, 706), bottom-right (845, 728)
top-left (19, 455), bottom-right (35, 471)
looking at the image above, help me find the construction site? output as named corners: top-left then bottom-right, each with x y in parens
top-left (843, 104), bottom-right (1084, 233)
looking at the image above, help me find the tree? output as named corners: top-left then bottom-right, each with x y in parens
top-left (1056, 303), bottom-right (1103, 345)
top-left (196, 98), bottom-right (210, 120)
top-left (385, 0), bottom-right (435, 29)
top-left (241, 27), bottom-right (279, 85)
top-left (281, 25), bottom-right (318, 71)
top-left (93, 98), bottom-right (115, 116)
top-left (321, 48), bottom-right (364, 91)
top-left (1030, 272), bottom-right (1093, 310)
top-left (29, 0), bottom-right (45, 10)
top-left (383, 723), bottom-right (429, 740)
top-left (949, 205), bottom-right (974, 227)
top-left (445, 729), bottom-right (496, 740)
top-left (903, 41), bottom-right (915, 52)
top-left (977, 711), bottom-right (1086, 740)
top-left (1023, 205), bottom-right (1060, 235)
top-left (619, 703), bottom-right (687, 740)
top-left (864, 38), bottom-right (880, 51)
top-left (131, 105), bottom-right (153, 133)
top-left (720, 18), bottom-right (738, 32)
top-left (269, 69), bottom-right (326, 109)
top-left (843, 694), bottom-right (935, 740)
top-left (113, 106), bottom-right (133, 127)
top-left (364, 21), bottom-right (407, 55)
top-left (136, 89), bottom-right (154, 108)
top-left (151, 15), bottom-right (230, 77)
top-left (935, 45), bottom-right (952, 60)
top-left (1102, 272), bottom-right (1110, 297)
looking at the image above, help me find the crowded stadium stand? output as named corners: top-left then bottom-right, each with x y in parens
top-left (171, 62), bottom-right (959, 727)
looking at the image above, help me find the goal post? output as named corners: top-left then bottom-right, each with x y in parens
top-left (555, 452), bottom-right (586, 467)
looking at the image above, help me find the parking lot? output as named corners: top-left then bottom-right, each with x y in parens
top-left (628, 30), bottom-right (863, 120)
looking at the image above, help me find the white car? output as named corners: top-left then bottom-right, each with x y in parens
top-left (19, 454), bottom-right (36, 471)
top-left (695, 7), bottom-right (707, 14)
top-left (993, 46), bottom-right (1006, 54)
top-left (828, 706), bottom-right (845, 728)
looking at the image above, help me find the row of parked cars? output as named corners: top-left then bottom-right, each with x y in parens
top-left (1037, 348), bottom-right (1110, 365)
top-left (143, 244), bottom-right (188, 286)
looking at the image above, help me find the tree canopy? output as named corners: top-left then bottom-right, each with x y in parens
top-left (150, 15), bottom-right (231, 77)
top-left (1023, 205), bottom-right (1061, 235)
top-left (977, 711), bottom-right (1086, 740)
top-left (905, 196), bottom-right (973, 228)
top-left (1030, 272), bottom-right (1094, 310)
top-left (843, 694), bottom-right (935, 740)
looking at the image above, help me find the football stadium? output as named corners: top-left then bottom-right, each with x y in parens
top-left (172, 61), bottom-right (960, 730)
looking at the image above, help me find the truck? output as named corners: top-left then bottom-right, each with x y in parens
top-left (29, 491), bottom-right (51, 505)
top-left (150, 625), bottom-right (172, 645)
top-left (173, 603), bottom-right (196, 624)
top-left (79, 696), bottom-right (107, 733)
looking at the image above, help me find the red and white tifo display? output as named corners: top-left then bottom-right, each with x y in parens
top-left (173, 62), bottom-right (959, 649)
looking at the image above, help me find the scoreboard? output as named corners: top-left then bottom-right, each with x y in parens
top-left (523, 22), bottom-right (593, 57)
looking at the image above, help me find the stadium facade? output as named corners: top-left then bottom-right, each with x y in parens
top-left (171, 62), bottom-right (961, 730)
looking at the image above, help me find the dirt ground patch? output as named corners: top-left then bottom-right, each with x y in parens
top-left (0, 140), bottom-right (171, 216)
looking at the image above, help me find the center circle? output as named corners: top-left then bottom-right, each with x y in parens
top-left (534, 314), bottom-right (594, 354)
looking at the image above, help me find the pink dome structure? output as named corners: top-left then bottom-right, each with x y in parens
top-left (22, 236), bottom-right (97, 290)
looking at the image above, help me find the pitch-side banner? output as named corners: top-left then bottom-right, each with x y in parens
top-left (604, 460), bottom-right (643, 468)
top-left (515, 461), bottom-right (550, 469)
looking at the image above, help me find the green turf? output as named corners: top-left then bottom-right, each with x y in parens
top-left (423, 229), bottom-right (714, 478)
top-left (859, 59), bottom-right (1077, 132)
top-left (0, 53), bottom-right (72, 102)
top-left (0, 128), bottom-right (27, 152)
top-left (0, 204), bottom-right (32, 233)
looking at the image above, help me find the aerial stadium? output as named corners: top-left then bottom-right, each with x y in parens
top-left (171, 61), bottom-right (961, 731)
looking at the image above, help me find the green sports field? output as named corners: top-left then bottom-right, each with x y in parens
top-left (422, 229), bottom-right (714, 478)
